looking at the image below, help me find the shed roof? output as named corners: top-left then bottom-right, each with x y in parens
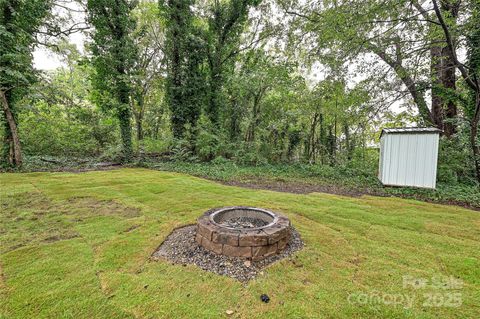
top-left (380, 127), bottom-right (441, 137)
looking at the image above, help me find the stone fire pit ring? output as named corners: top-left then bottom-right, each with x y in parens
top-left (195, 206), bottom-right (291, 261)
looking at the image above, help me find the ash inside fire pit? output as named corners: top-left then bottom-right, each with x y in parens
top-left (219, 216), bottom-right (269, 229)
top-left (210, 207), bottom-right (275, 230)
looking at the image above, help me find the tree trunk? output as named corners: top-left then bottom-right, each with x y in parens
top-left (308, 112), bottom-right (318, 162)
top-left (168, 5), bottom-right (184, 139)
top-left (246, 103), bottom-right (257, 143)
top-left (246, 88), bottom-right (265, 143)
top-left (471, 94), bottom-right (480, 182)
top-left (441, 43), bottom-right (458, 137)
top-left (327, 125), bottom-right (336, 165)
top-left (372, 46), bottom-right (434, 125)
top-left (431, 45), bottom-right (445, 130)
top-left (229, 97), bottom-right (240, 141)
top-left (333, 109), bottom-right (337, 164)
top-left (133, 95), bottom-right (144, 142)
top-left (1, 90), bottom-right (22, 167)
top-left (440, 0), bottom-right (460, 137)
top-left (432, 0), bottom-right (477, 180)
top-left (208, 60), bottom-right (222, 127)
top-left (135, 113), bottom-right (143, 142)
top-left (153, 118), bottom-right (160, 140)
top-left (344, 122), bottom-right (353, 160)
top-left (319, 113), bottom-right (325, 165)
top-left (118, 83), bottom-right (133, 162)
top-left (119, 107), bottom-right (133, 162)
top-left (430, 27), bottom-right (458, 137)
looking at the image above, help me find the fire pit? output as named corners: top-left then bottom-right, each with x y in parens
top-left (196, 207), bottom-right (291, 261)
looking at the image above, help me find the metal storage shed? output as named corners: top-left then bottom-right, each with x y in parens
top-left (378, 127), bottom-right (441, 189)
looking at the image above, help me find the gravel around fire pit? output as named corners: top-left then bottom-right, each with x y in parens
top-left (152, 225), bottom-right (304, 282)
top-left (218, 216), bottom-right (269, 229)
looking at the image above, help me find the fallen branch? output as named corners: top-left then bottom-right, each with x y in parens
top-left (40, 157), bottom-right (62, 164)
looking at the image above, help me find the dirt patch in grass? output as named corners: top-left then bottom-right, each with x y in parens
top-left (60, 165), bottom-right (122, 174)
top-left (42, 234), bottom-right (80, 243)
top-left (221, 179), bottom-right (372, 197)
top-left (0, 193), bottom-right (142, 254)
top-left (1, 191), bottom-right (53, 211)
top-left (151, 225), bottom-right (304, 282)
top-left (65, 197), bottom-right (141, 218)
top-left (1, 161), bottom-right (122, 174)
top-left (123, 224), bottom-right (141, 233)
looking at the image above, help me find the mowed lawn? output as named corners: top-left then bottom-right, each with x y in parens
top-left (0, 169), bottom-right (479, 319)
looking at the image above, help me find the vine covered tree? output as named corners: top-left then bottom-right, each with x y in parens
top-left (432, 0), bottom-right (480, 181)
top-left (87, 0), bottom-right (138, 161)
top-left (0, 0), bottom-right (53, 167)
top-left (161, 0), bottom-right (205, 139)
top-left (204, 0), bottom-right (261, 126)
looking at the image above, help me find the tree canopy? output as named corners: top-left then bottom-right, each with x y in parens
top-left (1, 0), bottom-right (479, 186)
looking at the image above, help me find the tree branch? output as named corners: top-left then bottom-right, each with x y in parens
top-left (432, 0), bottom-right (478, 91)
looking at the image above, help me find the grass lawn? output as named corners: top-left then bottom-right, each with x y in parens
top-left (0, 168), bottom-right (479, 318)
top-left (145, 161), bottom-right (480, 209)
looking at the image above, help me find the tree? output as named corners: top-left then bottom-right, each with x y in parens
top-left (280, 0), bottom-right (460, 136)
top-left (87, 0), bottom-right (138, 162)
top-left (432, 0), bottom-right (480, 182)
top-left (203, 0), bottom-right (261, 126)
top-left (230, 50), bottom-right (292, 143)
top-left (131, 1), bottom-right (165, 143)
top-left (411, 0), bottom-right (460, 137)
top-left (18, 44), bottom-right (118, 157)
top-left (161, 0), bottom-right (205, 139)
top-left (0, 0), bottom-right (53, 167)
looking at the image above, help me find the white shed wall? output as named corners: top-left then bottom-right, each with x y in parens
top-left (379, 133), bottom-right (439, 188)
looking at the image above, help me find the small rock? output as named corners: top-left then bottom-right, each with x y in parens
top-left (244, 260), bottom-right (251, 267)
top-left (226, 310), bottom-right (234, 315)
top-left (260, 294), bottom-right (270, 303)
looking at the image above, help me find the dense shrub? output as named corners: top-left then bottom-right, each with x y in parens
top-left (19, 101), bottom-right (118, 158)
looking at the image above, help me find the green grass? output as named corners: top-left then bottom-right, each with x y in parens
top-left (0, 168), bottom-right (479, 318)
top-left (146, 161), bottom-right (480, 209)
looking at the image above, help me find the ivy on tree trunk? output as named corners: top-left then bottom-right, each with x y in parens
top-left (87, 0), bottom-right (138, 162)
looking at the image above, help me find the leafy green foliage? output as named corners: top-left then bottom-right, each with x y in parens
top-left (34, 58), bottom-right (118, 156)
top-left (161, 0), bottom-right (205, 139)
top-left (203, 0), bottom-right (261, 125)
top-left (0, 0), bottom-right (53, 165)
top-left (87, 0), bottom-right (139, 162)
top-left (130, 1), bottom-right (165, 143)
top-left (0, 0), bottom-right (478, 204)
top-left (0, 0), bottom-right (51, 89)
